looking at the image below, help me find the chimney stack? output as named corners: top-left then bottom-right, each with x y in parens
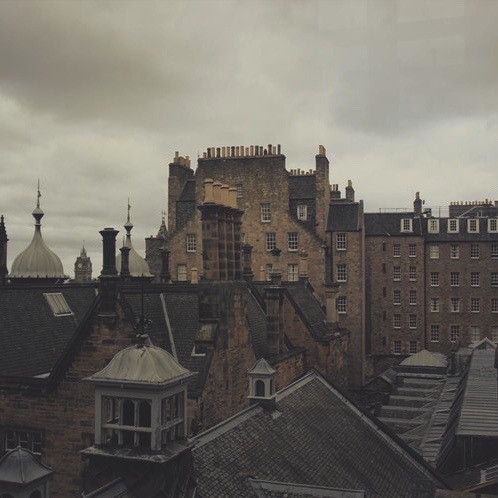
top-left (160, 246), bottom-right (171, 283)
top-left (119, 244), bottom-right (130, 278)
top-left (99, 228), bottom-right (119, 316)
top-left (345, 180), bottom-right (355, 202)
top-left (414, 191), bottom-right (422, 216)
top-left (325, 287), bottom-right (338, 323)
top-left (0, 215), bottom-right (8, 286)
top-left (265, 271), bottom-right (284, 356)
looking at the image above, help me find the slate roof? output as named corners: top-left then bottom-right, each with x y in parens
top-left (192, 371), bottom-right (443, 497)
top-left (246, 288), bottom-right (270, 359)
top-left (122, 290), bottom-right (211, 398)
top-left (284, 283), bottom-right (330, 341)
top-left (0, 284), bottom-right (97, 379)
top-left (456, 341), bottom-right (498, 437)
top-left (364, 212), bottom-right (423, 236)
top-left (423, 217), bottom-right (498, 242)
top-left (327, 203), bottom-right (361, 232)
top-left (288, 175), bottom-right (316, 199)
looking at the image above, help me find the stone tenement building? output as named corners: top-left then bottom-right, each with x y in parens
top-left (147, 144), bottom-right (367, 385)
top-left (148, 145), bottom-right (497, 377)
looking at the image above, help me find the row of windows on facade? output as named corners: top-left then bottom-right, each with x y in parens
top-left (427, 217), bottom-right (498, 234)
top-left (260, 203), bottom-right (309, 223)
top-left (381, 266), bottom-right (498, 286)
top-left (388, 326), bottom-right (498, 354)
top-left (2, 428), bottom-right (42, 454)
top-left (429, 271), bottom-right (498, 287)
top-left (388, 288), bottom-right (498, 313)
top-left (388, 242), bottom-right (498, 259)
top-left (175, 263), bottom-right (301, 282)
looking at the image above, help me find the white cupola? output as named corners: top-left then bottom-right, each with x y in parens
top-left (86, 336), bottom-right (195, 452)
top-left (248, 358), bottom-right (276, 406)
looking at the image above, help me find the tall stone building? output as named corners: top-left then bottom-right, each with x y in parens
top-left (74, 245), bottom-right (92, 282)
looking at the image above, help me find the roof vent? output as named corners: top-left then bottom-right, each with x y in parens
top-left (44, 292), bottom-right (73, 316)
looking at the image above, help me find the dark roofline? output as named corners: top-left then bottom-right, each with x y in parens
top-left (0, 293), bottom-right (101, 391)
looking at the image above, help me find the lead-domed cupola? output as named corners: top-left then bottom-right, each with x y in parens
top-left (116, 200), bottom-right (152, 278)
top-left (9, 183), bottom-right (66, 282)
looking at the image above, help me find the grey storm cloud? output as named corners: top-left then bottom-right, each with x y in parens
top-left (0, 0), bottom-right (497, 274)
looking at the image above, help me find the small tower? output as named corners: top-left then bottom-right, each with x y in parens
top-left (85, 336), bottom-right (195, 452)
top-left (414, 191), bottom-right (422, 216)
top-left (248, 358), bottom-right (276, 409)
top-left (0, 446), bottom-right (53, 497)
top-left (0, 215), bottom-right (8, 285)
top-left (74, 244), bottom-right (92, 282)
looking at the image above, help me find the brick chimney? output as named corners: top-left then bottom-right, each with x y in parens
top-left (99, 228), bottom-right (119, 316)
top-left (0, 215), bottom-right (8, 286)
top-left (414, 192), bottom-right (422, 216)
top-left (331, 184), bottom-right (341, 201)
top-left (264, 271), bottom-right (284, 356)
top-left (345, 180), bottom-right (355, 202)
top-left (119, 244), bottom-right (130, 278)
top-left (160, 246), bottom-right (171, 283)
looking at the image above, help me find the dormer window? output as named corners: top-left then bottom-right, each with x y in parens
top-left (43, 293), bottom-right (72, 317)
top-left (400, 218), bottom-right (413, 233)
top-left (297, 204), bottom-right (308, 221)
top-left (448, 218), bottom-right (459, 233)
top-left (468, 218), bottom-right (479, 233)
top-left (428, 218), bottom-right (439, 233)
top-left (489, 218), bottom-right (498, 233)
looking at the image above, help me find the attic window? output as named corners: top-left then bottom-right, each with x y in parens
top-left (400, 218), bottom-right (413, 233)
top-left (44, 293), bottom-right (73, 316)
top-left (191, 344), bottom-right (207, 357)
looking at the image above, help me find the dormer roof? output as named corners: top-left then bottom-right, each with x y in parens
top-left (0, 446), bottom-right (53, 485)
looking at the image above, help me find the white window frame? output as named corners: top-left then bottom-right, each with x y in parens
top-left (470, 243), bottom-right (480, 259)
top-left (177, 264), bottom-right (187, 282)
top-left (393, 289), bottom-right (401, 306)
top-left (260, 203), bottom-right (272, 223)
top-left (409, 314), bottom-right (417, 329)
top-left (4, 429), bottom-right (42, 455)
top-left (336, 296), bottom-right (347, 314)
top-left (409, 341), bottom-right (418, 354)
top-left (492, 272), bottom-right (498, 288)
top-left (409, 266), bottom-right (417, 281)
top-left (448, 219), bottom-right (459, 233)
top-left (430, 325), bottom-right (440, 343)
top-left (186, 233), bottom-right (196, 253)
top-left (450, 325), bottom-right (460, 343)
top-left (297, 204), bottom-right (308, 221)
top-left (287, 264), bottom-right (299, 282)
top-left (393, 244), bottom-right (401, 258)
top-left (429, 245), bottom-right (439, 259)
top-left (430, 272), bottom-right (439, 287)
top-left (266, 232), bottom-right (276, 251)
top-left (393, 314), bottom-right (401, 329)
top-left (400, 218), bottom-right (413, 233)
top-left (287, 232), bottom-right (298, 252)
top-left (488, 218), bottom-right (498, 233)
top-left (492, 298), bottom-right (498, 314)
top-left (393, 266), bottom-right (401, 281)
top-left (336, 233), bottom-right (347, 251)
top-left (44, 292), bottom-right (73, 317)
top-left (393, 340), bottom-right (402, 355)
top-left (492, 243), bottom-right (498, 259)
top-left (450, 244), bottom-right (459, 259)
top-left (450, 272), bottom-right (460, 287)
top-left (467, 218), bottom-right (478, 233)
top-left (470, 298), bottom-right (480, 313)
top-left (428, 218), bottom-right (439, 234)
top-left (408, 243), bottom-right (416, 258)
top-left (470, 326), bottom-right (481, 342)
top-left (430, 298), bottom-right (440, 313)
top-left (470, 272), bottom-right (480, 287)
top-left (450, 298), bottom-right (460, 313)
top-left (336, 264), bottom-right (347, 283)
top-left (409, 289), bottom-right (417, 305)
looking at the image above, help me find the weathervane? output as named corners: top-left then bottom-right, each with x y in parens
top-left (36, 179), bottom-right (41, 208)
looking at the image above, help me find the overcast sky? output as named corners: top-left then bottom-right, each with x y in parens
top-left (0, 0), bottom-right (497, 276)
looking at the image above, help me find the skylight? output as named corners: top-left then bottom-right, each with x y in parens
top-left (44, 292), bottom-right (73, 316)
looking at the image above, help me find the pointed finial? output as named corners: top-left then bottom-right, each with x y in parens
top-left (37, 179), bottom-right (41, 209)
top-left (127, 197), bottom-right (131, 223)
top-left (124, 198), bottom-right (133, 234)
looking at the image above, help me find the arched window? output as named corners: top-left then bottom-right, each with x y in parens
top-left (255, 379), bottom-right (265, 397)
top-left (30, 490), bottom-right (42, 498)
